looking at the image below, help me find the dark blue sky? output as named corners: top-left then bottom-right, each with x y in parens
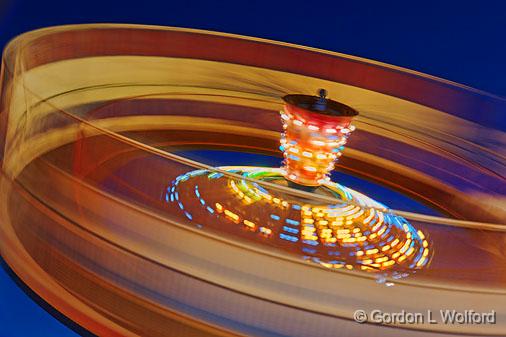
top-left (0, 1), bottom-right (505, 336)
top-left (1, 1), bottom-right (506, 97)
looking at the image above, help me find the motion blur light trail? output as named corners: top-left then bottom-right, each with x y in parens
top-left (167, 166), bottom-right (431, 273)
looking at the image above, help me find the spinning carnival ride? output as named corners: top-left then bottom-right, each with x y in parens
top-left (0, 24), bottom-right (505, 337)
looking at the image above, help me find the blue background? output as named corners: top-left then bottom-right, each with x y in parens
top-left (0, 1), bottom-right (505, 336)
top-left (1, 1), bottom-right (506, 96)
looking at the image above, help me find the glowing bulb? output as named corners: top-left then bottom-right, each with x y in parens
top-left (311, 140), bottom-right (326, 146)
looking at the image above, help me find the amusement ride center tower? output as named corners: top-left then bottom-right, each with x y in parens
top-left (281, 89), bottom-right (358, 189)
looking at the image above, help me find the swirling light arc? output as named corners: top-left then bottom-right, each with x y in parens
top-left (166, 167), bottom-right (431, 273)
